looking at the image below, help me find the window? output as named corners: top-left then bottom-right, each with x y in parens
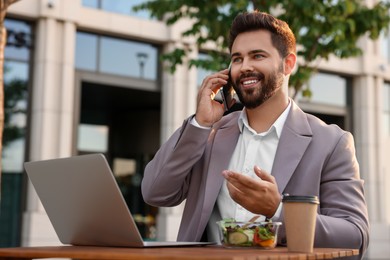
top-left (196, 53), bottom-right (215, 87)
top-left (384, 82), bottom-right (390, 135)
top-left (82, 0), bottom-right (98, 8)
top-left (2, 61), bottom-right (29, 172)
top-left (1, 18), bottom-right (32, 247)
top-left (381, 31), bottom-right (390, 64)
top-left (77, 124), bottom-right (109, 152)
top-left (75, 32), bottom-right (97, 71)
top-left (296, 72), bottom-right (352, 130)
top-left (99, 37), bottom-right (157, 79)
top-left (82, 0), bottom-right (152, 19)
top-left (380, 1), bottom-right (390, 64)
top-left (2, 19), bottom-right (31, 173)
top-left (297, 72), bottom-right (349, 107)
top-left (75, 32), bottom-right (159, 80)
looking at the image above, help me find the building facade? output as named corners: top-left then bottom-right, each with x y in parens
top-left (1, 0), bottom-right (389, 259)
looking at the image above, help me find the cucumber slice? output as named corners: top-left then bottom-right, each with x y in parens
top-left (228, 231), bottom-right (248, 244)
top-left (243, 229), bottom-right (254, 242)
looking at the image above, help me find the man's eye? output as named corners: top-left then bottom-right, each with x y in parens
top-left (254, 54), bottom-right (265, 59)
top-left (232, 57), bottom-right (242, 63)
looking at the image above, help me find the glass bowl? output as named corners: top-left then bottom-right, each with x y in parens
top-left (216, 220), bottom-right (282, 248)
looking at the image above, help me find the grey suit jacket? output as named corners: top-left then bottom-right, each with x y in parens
top-left (142, 100), bottom-right (369, 258)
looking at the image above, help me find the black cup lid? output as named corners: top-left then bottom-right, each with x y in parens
top-left (282, 194), bottom-right (319, 204)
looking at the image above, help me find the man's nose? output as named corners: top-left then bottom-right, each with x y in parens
top-left (240, 58), bottom-right (254, 73)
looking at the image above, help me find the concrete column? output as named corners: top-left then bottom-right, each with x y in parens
top-left (157, 38), bottom-right (198, 240)
top-left (354, 76), bottom-right (390, 258)
top-left (21, 17), bottom-right (76, 246)
top-left (354, 76), bottom-right (381, 221)
top-left (160, 43), bottom-right (198, 142)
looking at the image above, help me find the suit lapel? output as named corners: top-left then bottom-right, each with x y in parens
top-left (198, 102), bottom-right (313, 229)
top-left (271, 101), bottom-right (313, 194)
top-left (202, 116), bottom-right (240, 218)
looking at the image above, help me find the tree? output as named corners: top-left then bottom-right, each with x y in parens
top-left (0, 0), bottom-right (20, 200)
top-left (3, 76), bottom-right (27, 148)
top-left (134, 0), bottom-right (390, 98)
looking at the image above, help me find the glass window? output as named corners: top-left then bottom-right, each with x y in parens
top-left (2, 61), bottom-right (29, 173)
top-left (298, 72), bottom-right (348, 107)
top-left (82, 0), bottom-right (152, 19)
top-left (3, 19), bottom-right (31, 173)
top-left (99, 37), bottom-right (158, 80)
top-left (75, 32), bottom-right (98, 71)
top-left (113, 158), bottom-right (136, 177)
top-left (4, 20), bottom-right (32, 61)
top-left (75, 32), bottom-right (159, 81)
top-left (102, 0), bottom-right (150, 18)
top-left (384, 82), bottom-right (390, 135)
top-left (1, 18), bottom-right (32, 247)
top-left (77, 124), bottom-right (109, 152)
top-left (380, 2), bottom-right (390, 63)
top-left (381, 32), bottom-right (390, 64)
top-left (196, 53), bottom-right (215, 87)
top-left (82, 0), bottom-right (98, 8)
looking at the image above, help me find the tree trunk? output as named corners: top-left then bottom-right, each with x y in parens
top-left (0, 0), bottom-right (20, 201)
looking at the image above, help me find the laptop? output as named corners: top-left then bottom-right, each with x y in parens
top-left (24, 153), bottom-right (214, 247)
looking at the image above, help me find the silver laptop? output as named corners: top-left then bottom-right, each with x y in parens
top-left (24, 153), bottom-right (213, 247)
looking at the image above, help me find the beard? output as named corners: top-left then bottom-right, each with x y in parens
top-left (232, 64), bottom-right (284, 109)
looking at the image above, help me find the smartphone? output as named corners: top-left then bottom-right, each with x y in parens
top-left (219, 64), bottom-right (243, 113)
top-left (220, 62), bottom-right (234, 111)
top-left (220, 83), bottom-right (234, 112)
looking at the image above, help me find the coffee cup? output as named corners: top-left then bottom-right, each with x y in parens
top-left (282, 195), bottom-right (319, 253)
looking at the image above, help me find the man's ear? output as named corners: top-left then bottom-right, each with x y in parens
top-left (283, 52), bottom-right (297, 75)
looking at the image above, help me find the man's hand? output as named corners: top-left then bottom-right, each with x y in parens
top-left (195, 69), bottom-right (229, 127)
top-left (222, 166), bottom-right (281, 218)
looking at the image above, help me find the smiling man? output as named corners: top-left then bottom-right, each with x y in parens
top-left (141, 11), bottom-right (369, 260)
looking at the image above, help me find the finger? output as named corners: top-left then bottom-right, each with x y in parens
top-left (225, 181), bottom-right (246, 205)
top-left (199, 85), bottom-right (226, 103)
top-left (222, 170), bottom-right (257, 191)
top-left (210, 79), bottom-right (228, 96)
top-left (254, 166), bottom-right (276, 184)
top-left (201, 72), bottom-right (229, 88)
top-left (200, 80), bottom-right (228, 100)
top-left (226, 180), bottom-right (243, 196)
top-left (225, 178), bottom-right (263, 214)
top-left (201, 72), bottom-right (228, 85)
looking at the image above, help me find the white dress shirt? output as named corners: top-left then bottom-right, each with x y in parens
top-left (207, 103), bottom-right (291, 242)
top-left (192, 101), bottom-right (291, 242)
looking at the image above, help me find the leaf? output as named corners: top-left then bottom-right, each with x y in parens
top-left (133, 0), bottom-right (390, 95)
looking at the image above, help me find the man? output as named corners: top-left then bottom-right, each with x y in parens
top-left (142, 11), bottom-right (369, 259)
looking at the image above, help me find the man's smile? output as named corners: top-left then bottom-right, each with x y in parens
top-left (242, 78), bottom-right (259, 87)
top-left (239, 75), bottom-right (263, 90)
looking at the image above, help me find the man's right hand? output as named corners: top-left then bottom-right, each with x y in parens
top-left (195, 68), bottom-right (230, 127)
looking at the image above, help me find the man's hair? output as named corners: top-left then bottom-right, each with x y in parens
top-left (228, 11), bottom-right (296, 58)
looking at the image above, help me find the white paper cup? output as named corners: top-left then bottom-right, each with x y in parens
top-left (282, 195), bottom-right (319, 253)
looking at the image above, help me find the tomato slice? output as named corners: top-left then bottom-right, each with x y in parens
top-left (253, 227), bottom-right (275, 247)
top-left (259, 238), bottom-right (275, 247)
top-left (253, 227), bottom-right (262, 245)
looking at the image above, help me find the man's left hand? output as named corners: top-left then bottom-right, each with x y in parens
top-left (222, 166), bottom-right (280, 218)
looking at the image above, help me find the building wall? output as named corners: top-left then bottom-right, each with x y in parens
top-left (7, 0), bottom-right (390, 258)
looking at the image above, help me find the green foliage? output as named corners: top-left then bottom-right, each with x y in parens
top-left (134, 0), bottom-right (390, 97)
top-left (3, 78), bottom-right (27, 148)
top-left (161, 48), bottom-right (186, 73)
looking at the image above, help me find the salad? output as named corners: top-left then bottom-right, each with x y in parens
top-left (217, 218), bottom-right (281, 248)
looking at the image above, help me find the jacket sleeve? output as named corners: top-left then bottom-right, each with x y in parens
top-left (314, 132), bottom-right (369, 259)
top-left (141, 117), bottom-right (212, 207)
top-left (275, 132), bottom-right (369, 260)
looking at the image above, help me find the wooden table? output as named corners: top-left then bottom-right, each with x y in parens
top-left (0, 245), bottom-right (359, 260)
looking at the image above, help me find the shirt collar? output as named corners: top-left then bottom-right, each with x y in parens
top-left (238, 100), bottom-right (291, 138)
